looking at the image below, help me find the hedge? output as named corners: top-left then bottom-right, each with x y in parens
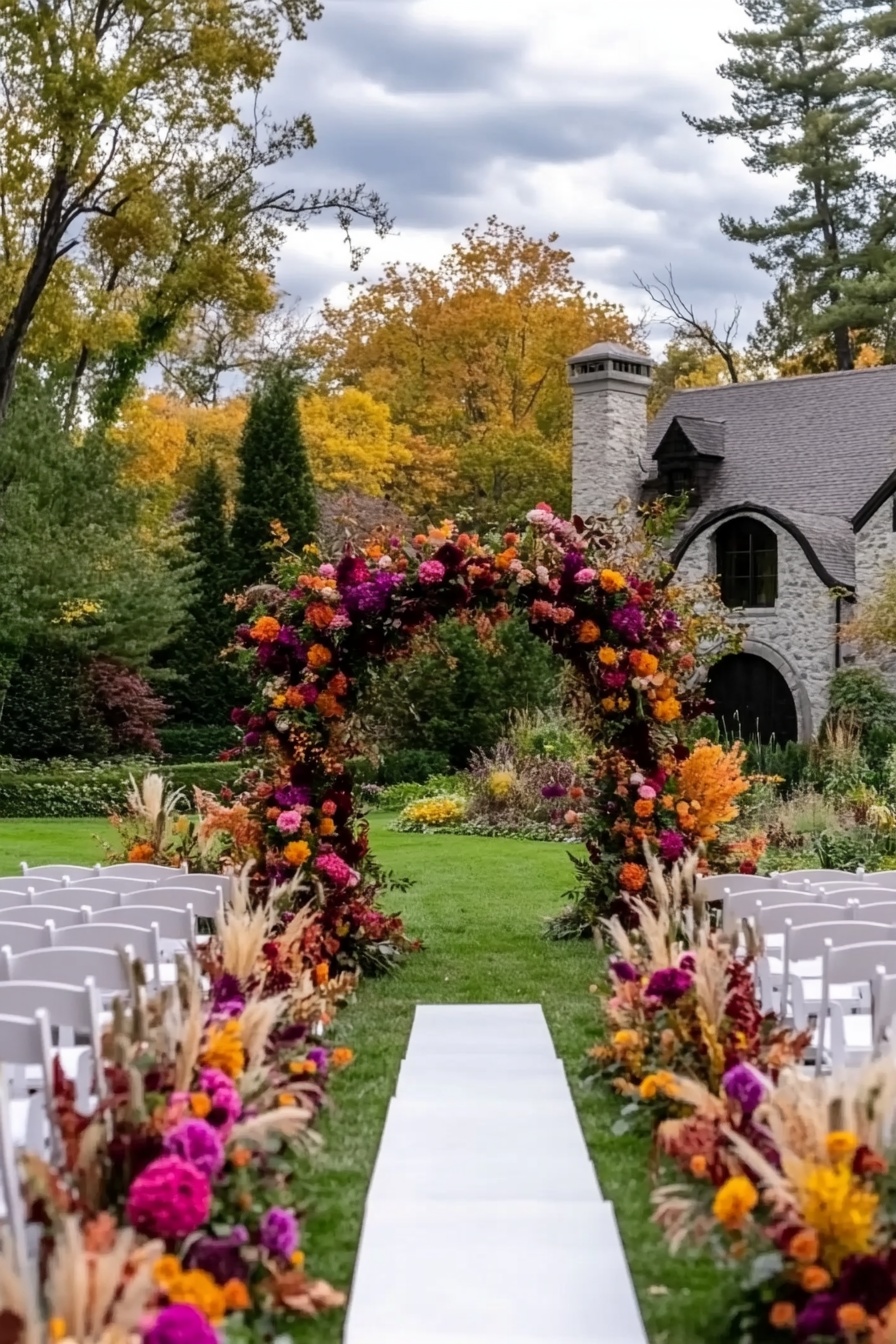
top-left (158, 726), bottom-right (237, 762)
top-left (0, 761), bottom-right (244, 818)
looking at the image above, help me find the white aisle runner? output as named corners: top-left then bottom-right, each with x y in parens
top-left (343, 1003), bottom-right (648, 1344)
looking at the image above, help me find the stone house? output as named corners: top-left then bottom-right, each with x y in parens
top-left (567, 341), bottom-right (896, 743)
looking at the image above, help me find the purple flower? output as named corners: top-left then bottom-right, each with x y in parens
top-left (609, 960), bottom-right (638, 983)
top-left (657, 830), bottom-right (686, 863)
top-left (307, 1046), bottom-right (328, 1076)
top-left (645, 967), bottom-right (692, 1005)
top-left (418, 559), bottom-right (446, 585)
top-left (275, 625), bottom-right (302, 649)
top-left (275, 785), bottom-right (311, 809)
top-left (146, 1305), bottom-right (218, 1344)
top-left (540, 783), bottom-right (567, 799)
top-left (163, 1119), bottom-right (225, 1179)
top-left (210, 974), bottom-right (245, 1019)
top-left (609, 604), bottom-right (646, 643)
top-left (184, 1228), bottom-right (250, 1284)
top-left (721, 1064), bottom-right (765, 1116)
top-left (662, 609), bottom-right (680, 630)
top-left (242, 731), bottom-right (260, 748)
top-left (259, 1206), bottom-right (299, 1259)
top-left (795, 1293), bottom-right (839, 1340)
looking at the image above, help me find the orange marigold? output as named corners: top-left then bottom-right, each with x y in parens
top-left (577, 620), bottom-right (600, 644)
top-left (837, 1304), bottom-right (868, 1331)
top-left (314, 961), bottom-right (330, 985)
top-left (305, 602), bottom-right (334, 629)
top-left (769, 1302), bottom-right (796, 1330)
top-left (597, 646), bottom-right (618, 665)
top-left (316, 691), bottom-right (344, 719)
top-left (633, 798), bottom-right (654, 819)
top-left (127, 842), bottom-right (155, 864)
top-left (223, 1280), bottom-right (252, 1312)
top-left (285, 686), bottom-right (305, 709)
top-left (331, 1047), bottom-right (354, 1068)
top-left (601, 696), bottom-right (617, 713)
top-left (599, 569), bottom-right (627, 592)
top-left (689, 1155), bottom-right (708, 1178)
top-left (318, 817), bottom-right (336, 836)
top-left (652, 697), bottom-right (682, 724)
top-left (788, 1229), bottom-right (819, 1264)
top-left (283, 840), bottom-right (311, 867)
top-left (306, 644), bottom-right (332, 669)
top-left (250, 616), bottom-right (280, 642)
top-left (629, 649), bottom-right (659, 677)
top-left (495, 547), bottom-right (517, 570)
top-left (619, 862), bottom-right (647, 892)
top-left (230, 1146), bottom-right (252, 1168)
top-left (801, 1266), bottom-right (832, 1293)
top-left (329, 672), bottom-right (349, 696)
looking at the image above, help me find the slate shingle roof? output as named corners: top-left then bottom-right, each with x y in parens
top-left (657, 414), bottom-right (726, 459)
top-left (648, 365), bottom-right (896, 589)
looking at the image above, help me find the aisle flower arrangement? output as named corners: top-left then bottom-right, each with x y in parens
top-left (15, 878), bottom-right (354, 1343)
top-left (223, 502), bottom-right (739, 928)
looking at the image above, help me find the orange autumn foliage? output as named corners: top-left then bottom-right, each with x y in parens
top-left (676, 741), bottom-right (750, 842)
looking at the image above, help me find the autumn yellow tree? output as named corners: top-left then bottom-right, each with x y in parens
top-left (317, 218), bottom-right (639, 522)
top-left (111, 393), bottom-right (248, 503)
top-left (300, 388), bottom-right (414, 496)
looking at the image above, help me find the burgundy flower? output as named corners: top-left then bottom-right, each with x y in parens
top-left (609, 960), bottom-right (638, 983)
top-left (336, 554), bottom-right (369, 588)
top-left (836, 1256), bottom-right (896, 1317)
top-left (242, 731), bottom-right (260, 748)
top-left (657, 830), bottom-right (686, 863)
top-left (230, 706), bottom-right (250, 726)
top-left (609, 604), bottom-right (646, 643)
top-left (541, 783), bottom-right (567, 799)
top-left (183, 1228), bottom-right (249, 1284)
top-left (645, 967), bottom-right (692, 1004)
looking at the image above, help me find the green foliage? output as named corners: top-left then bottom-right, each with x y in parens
top-left (376, 775), bottom-right (468, 811)
top-left (825, 667), bottom-right (896, 759)
top-left (364, 615), bottom-right (559, 770)
top-left (0, 638), bottom-right (109, 760)
top-left (743, 737), bottom-right (811, 794)
top-left (378, 749), bottom-right (452, 785)
top-left (165, 460), bottom-right (244, 725)
top-left (157, 726), bottom-right (237, 761)
top-left (231, 368), bottom-right (318, 586)
top-left (0, 760), bottom-right (243, 817)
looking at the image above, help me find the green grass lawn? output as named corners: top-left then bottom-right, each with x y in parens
top-left (0, 815), bottom-right (731, 1343)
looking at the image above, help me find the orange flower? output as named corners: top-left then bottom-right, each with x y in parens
top-left (288, 1060), bottom-right (317, 1076)
top-left (366, 544), bottom-right (383, 560)
top-left (629, 649), bottom-right (659, 677)
top-left (689, 1155), bottom-right (708, 1178)
top-left (495, 547), bottom-right (517, 570)
top-left (653, 697), bottom-right (682, 724)
top-left (314, 962), bottom-right (330, 986)
top-left (190, 1092), bottom-right (212, 1119)
top-left (321, 800), bottom-right (337, 816)
top-left (305, 602), bottom-right (334, 629)
top-left (619, 862), bottom-right (647, 893)
top-left (633, 798), bottom-right (654, 819)
top-left (318, 817), bottom-right (336, 836)
top-left (676, 741), bottom-right (749, 840)
top-left (277, 1092), bottom-right (298, 1106)
top-left (599, 569), bottom-right (627, 592)
top-left (801, 1266), bottom-right (831, 1293)
top-left (283, 840), bottom-right (311, 867)
top-left (837, 1304), bottom-right (868, 1332)
top-left (329, 672), bottom-right (349, 696)
top-left (331, 1047), bottom-right (354, 1069)
top-left (230, 1146), bottom-right (252, 1168)
top-left (598, 646), bottom-right (618, 665)
top-left (568, 786), bottom-right (584, 800)
top-left (316, 691), bottom-right (344, 719)
top-left (266, 807), bottom-right (281, 821)
top-left (788, 1229), bottom-right (819, 1264)
top-left (223, 1280), bottom-right (252, 1312)
top-left (284, 685), bottom-right (305, 709)
top-left (769, 1302), bottom-right (796, 1330)
top-left (577, 620), bottom-right (600, 644)
top-left (128, 842), bottom-right (155, 864)
top-left (306, 644), bottom-right (332, 669)
top-left (250, 616), bottom-right (280, 642)
top-left (601, 696), bottom-right (617, 713)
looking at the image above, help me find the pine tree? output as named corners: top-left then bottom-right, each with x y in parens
top-left (231, 366), bottom-right (318, 586)
top-left (168, 460), bottom-right (242, 725)
top-left (686, 0), bottom-right (896, 370)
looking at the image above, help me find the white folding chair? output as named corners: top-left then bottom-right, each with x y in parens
top-left (68, 876), bottom-right (153, 895)
top-left (820, 886), bottom-right (896, 906)
top-left (0, 878), bottom-right (58, 895)
top-left (31, 887), bottom-right (119, 911)
top-left (852, 902), bottom-right (896, 924)
top-left (88, 904), bottom-right (194, 962)
top-left (752, 903), bottom-right (851, 1012)
top-left (19, 864), bottom-right (100, 879)
top-left (873, 971), bottom-right (896, 1054)
top-left (0, 892), bottom-right (49, 912)
top-left (120, 885), bottom-right (223, 919)
top-left (816, 941), bottom-right (896, 1074)
top-left (0, 924), bottom-right (53, 954)
top-left (51, 923), bottom-right (161, 987)
top-left (784, 920), bottom-right (896, 1030)
top-left (0, 980), bottom-right (105, 1108)
top-left (697, 873), bottom-right (783, 902)
top-left (0, 947), bottom-right (132, 996)
top-left (0, 1062), bottom-right (32, 1281)
top-left (156, 872), bottom-right (231, 896)
top-left (99, 863), bottom-right (179, 880)
top-left (724, 886), bottom-right (820, 934)
top-left (775, 869), bottom-right (857, 884)
top-left (0, 1012), bottom-right (54, 1157)
top-left (862, 872), bottom-right (896, 889)
top-left (0, 906), bottom-right (87, 929)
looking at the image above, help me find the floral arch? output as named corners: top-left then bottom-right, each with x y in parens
top-left (219, 503), bottom-right (744, 967)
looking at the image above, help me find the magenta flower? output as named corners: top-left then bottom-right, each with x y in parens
top-left (645, 967), bottom-right (692, 1005)
top-left (418, 559), bottom-right (446, 584)
top-left (163, 1119), bottom-right (225, 1179)
top-left (722, 1064), bottom-right (765, 1115)
top-left (657, 830), bottom-right (686, 863)
top-left (198, 1067), bottom-right (243, 1137)
top-left (609, 960), bottom-right (638, 983)
top-left (573, 567), bottom-right (596, 584)
top-left (145, 1305), bottom-right (218, 1344)
top-left (125, 1155), bottom-right (211, 1240)
top-left (315, 851), bottom-right (360, 888)
top-left (259, 1206), bottom-right (299, 1258)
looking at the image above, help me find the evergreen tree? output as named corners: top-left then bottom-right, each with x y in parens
top-left (167, 460), bottom-right (242, 725)
top-left (231, 367), bottom-right (318, 586)
top-left (686, 0), bottom-right (896, 370)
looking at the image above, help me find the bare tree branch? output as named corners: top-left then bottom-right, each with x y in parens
top-left (634, 265), bottom-right (742, 382)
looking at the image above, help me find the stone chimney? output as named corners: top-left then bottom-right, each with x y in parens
top-left (566, 341), bottom-right (653, 518)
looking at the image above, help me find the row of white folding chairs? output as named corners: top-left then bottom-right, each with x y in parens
top-left (20, 861), bottom-right (191, 879)
top-left (0, 870), bottom-right (228, 895)
top-left (0, 884), bottom-right (225, 920)
top-left (722, 885), bottom-right (896, 932)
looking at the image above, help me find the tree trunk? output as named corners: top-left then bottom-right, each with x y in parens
top-left (833, 322), bottom-right (854, 371)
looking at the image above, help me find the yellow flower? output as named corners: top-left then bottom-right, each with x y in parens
top-left (597, 646), bottom-right (618, 666)
top-left (271, 693), bottom-right (287, 709)
top-left (712, 1176), bottom-right (758, 1231)
top-left (826, 1131), bottom-right (859, 1166)
top-left (400, 796), bottom-right (466, 826)
top-left (799, 1162), bottom-right (878, 1271)
top-left (283, 840), bottom-right (311, 867)
top-left (291, 1250), bottom-right (305, 1268)
top-left (612, 1029), bottom-right (640, 1052)
top-left (487, 769), bottom-right (515, 799)
top-left (652, 697), bottom-right (682, 724)
top-left (201, 1020), bottom-right (245, 1079)
top-left (168, 1268), bottom-right (227, 1324)
top-left (599, 569), bottom-right (627, 593)
top-left (601, 696), bottom-right (617, 713)
top-left (49, 1320), bottom-right (67, 1342)
top-left (154, 1256), bottom-right (183, 1293)
top-left (639, 1070), bottom-right (676, 1100)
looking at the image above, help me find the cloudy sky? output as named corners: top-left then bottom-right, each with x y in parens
top-left (269, 0), bottom-right (783, 350)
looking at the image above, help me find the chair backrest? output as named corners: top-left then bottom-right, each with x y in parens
top-left (0, 1011), bottom-right (57, 1155)
top-left (777, 869), bottom-right (857, 883)
top-left (825, 940), bottom-right (896, 985)
top-left (20, 864), bottom-right (99, 879)
top-left (821, 886), bottom-right (896, 905)
top-left (0, 979), bottom-right (103, 1038)
top-left (68, 876), bottom-right (152, 893)
top-left (756, 903), bottom-right (849, 936)
top-left (0, 922), bottom-right (53, 954)
top-left (0, 890), bottom-right (43, 910)
top-left (88, 904), bottom-right (194, 940)
top-left (873, 971), bottom-right (896, 1050)
top-left (52, 921), bottom-right (160, 969)
top-left (0, 877), bottom-right (57, 894)
top-left (787, 920), bottom-right (895, 961)
top-left (99, 864), bottom-right (176, 880)
top-left (156, 872), bottom-right (230, 896)
top-left (697, 873), bottom-right (781, 901)
top-left (0, 905), bottom-right (87, 928)
top-left (852, 903), bottom-right (896, 924)
top-left (120, 885), bottom-right (222, 918)
top-left (0, 946), bottom-right (131, 993)
top-left (863, 872), bottom-right (896, 890)
top-left (724, 887), bottom-right (818, 931)
top-left (33, 887), bottom-right (119, 911)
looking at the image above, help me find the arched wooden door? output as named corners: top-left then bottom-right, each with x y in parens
top-left (706, 652), bottom-right (798, 744)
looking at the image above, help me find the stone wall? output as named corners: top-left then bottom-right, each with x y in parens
top-left (571, 386), bottom-right (647, 518)
top-left (675, 513), bottom-right (837, 739)
top-left (846, 498), bottom-right (896, 687)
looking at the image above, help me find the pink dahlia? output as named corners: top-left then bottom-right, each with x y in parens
top-left (276, 810), bottom-right (304, 834)
top-left (417, 559), bottom-right (446, 584)
top-left (315, 852), bottom-right (360, 888)
top-left (125, 1155), bottom-right (211, 1240)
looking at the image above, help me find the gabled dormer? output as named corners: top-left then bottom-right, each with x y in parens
top-left (648, 414), bottom-right (725, 505)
